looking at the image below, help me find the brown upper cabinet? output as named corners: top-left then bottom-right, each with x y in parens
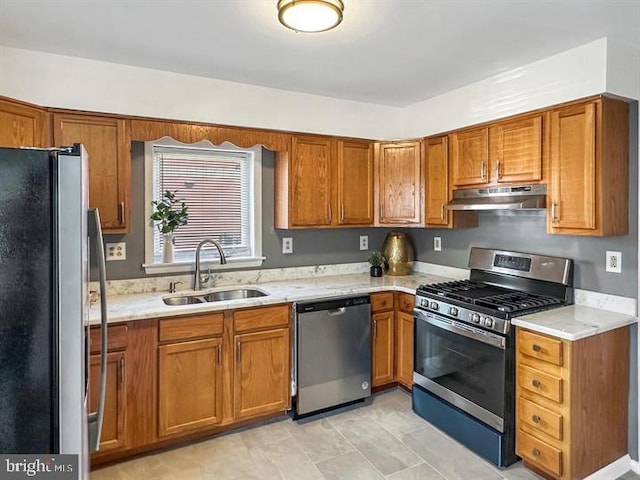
top-left (547, 97), bottom-right (628, 236)
top-left (0, 96), bottom-right (50, 148)
top-left (424, 136), bottom-right (477, 229)
top-left (275, 135), bottom-right (373, 228)
top-left (375, 140), bottom-right (423, 226)
top-left (451, 115), bottom-right (543, 188)
top-left (53, 113), bottom-right (131, 233)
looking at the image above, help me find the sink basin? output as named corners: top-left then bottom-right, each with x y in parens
top-left (202, 288), bottom-right (268, 302)
top-left (162, 296), bottom-right (204, 306)
top-left (162, 288), bottom-right (267, 306)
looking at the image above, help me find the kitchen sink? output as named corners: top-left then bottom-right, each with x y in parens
top-left (162, 288), bottom-right (268, 306)
top-left (202, 289), bottom-right (268, 302)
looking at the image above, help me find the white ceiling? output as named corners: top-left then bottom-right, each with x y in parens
top-left (0, 0), bottom-right (638, 107)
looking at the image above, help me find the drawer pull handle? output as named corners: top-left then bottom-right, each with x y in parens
top-left (532, 414), bottom-right (541, 424)
top-left (532, 344), bottom-right (542, 352)
top-left (532, 448), bottom-right (541, 457)
top-left (531, 379), bottom-right (541, 388)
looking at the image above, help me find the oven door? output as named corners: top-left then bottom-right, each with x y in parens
top-left (413, 308), bottom-right (507, 432)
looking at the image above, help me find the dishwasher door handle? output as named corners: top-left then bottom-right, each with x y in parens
top-left (327, 307), bottom-right (347, 316)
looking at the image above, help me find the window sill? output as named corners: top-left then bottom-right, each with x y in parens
top-left (143, 256), bottom-right (266, 275)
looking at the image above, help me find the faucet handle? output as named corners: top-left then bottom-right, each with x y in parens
top-left (169, 281), bottom-right (184, 293)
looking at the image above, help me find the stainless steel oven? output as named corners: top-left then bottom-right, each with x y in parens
top-left (413, 309), bottom-right (509, 432)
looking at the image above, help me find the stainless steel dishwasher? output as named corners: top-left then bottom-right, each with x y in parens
top-left (294, 295), bottom-right (371, 417)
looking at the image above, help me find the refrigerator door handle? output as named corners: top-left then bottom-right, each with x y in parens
top-left (87, 209), bottom-right (108, 452)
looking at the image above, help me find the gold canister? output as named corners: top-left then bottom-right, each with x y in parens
top-left (381, 232), bottom-right (414, 275)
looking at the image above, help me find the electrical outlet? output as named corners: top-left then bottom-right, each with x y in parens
top-left (434, 237), bottom-right (442, 252)
top-left (605, 251), bottom-right (622, 273)
top-left (359, 235), bottom-right (368, 251)
top-left (106, 242), bottom-right (126, 261)
top-left (282, 237), bottom-right (293, 254)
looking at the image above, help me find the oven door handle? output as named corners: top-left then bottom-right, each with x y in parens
top-left (413, 309), bottom-right (506, 350)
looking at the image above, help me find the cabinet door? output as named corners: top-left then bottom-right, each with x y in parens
top-left (490, 115), bottom-right (542, 183)
top-left (290, 136), bottom-right (333, 226)
top-left (450, 128), bottom-right (489, 186)
top-left (395, 312), bottom-right (414, 388)
top-left (548, 103), bottom-right (596, 231)
top-left (158, 338), bottom-right (222, 437)
top-left (0, 97), bottom-right (49, 147)
top-left (90, 351), bottom-right (126, 452)
top-left (424, 136), bottom-right (450, 226)
top-left (234, 328), bottom-right (290, 420)
top-left (372, 311), bottom-right (395, 386)
top-left (377, 141), bottom-right (422, 225)
top-left (52, 113), bottom-right (130, 233)
top-left (337, 140), bottom-right (373, 225)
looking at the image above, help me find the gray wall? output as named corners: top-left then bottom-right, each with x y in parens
top-left (99, 144), bottom-right (394, 280)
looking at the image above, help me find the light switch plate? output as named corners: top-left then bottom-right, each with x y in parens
top-left (606, 251), bottom-right (622, 273)
top-left (106, 242), bottom-right (126, 261)
top-left (434, 237), bottom-right (442, 252)
top-left (282, 237), bottom-right (293, 254)
top-left (359, 235), bottom-right (368, 251)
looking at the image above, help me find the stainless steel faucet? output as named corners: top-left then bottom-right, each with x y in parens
top-left (193, 239), bottom-right (227, 290)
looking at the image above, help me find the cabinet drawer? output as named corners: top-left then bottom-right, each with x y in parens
top-left (371, 292), bottom-right (394, 312)
top-left (518, 329), bottom-right (563, 366)
top-left (519, 397), bottom-right (563, 440)
top-left (518, 364), bottom-right (563, 403)
top-left (517, 429), bottom-right (563, 477)
top-left (90, 324), bottom-right (127, 354)
top-left (159, 313), bottom-right (223, 343)
top-left (233, 305), bottom-right (289, 333)
top-left (397, 293), bottom-right (414, 313)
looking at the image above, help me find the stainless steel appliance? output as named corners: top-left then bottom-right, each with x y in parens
top-left (294, 295), bottom-right (371, 417)
top-left (0, 145), bottom-right (108, 478)
top-left (412, 247), bottom-right (572, 467)
top-left (447, 184), bottom-right (547, 211)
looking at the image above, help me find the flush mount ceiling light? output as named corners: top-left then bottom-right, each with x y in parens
top-left (277, 0), bottom-right (344, 33)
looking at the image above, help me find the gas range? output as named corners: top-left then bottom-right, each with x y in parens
top-left (415, 248), bottom-right (573, 335)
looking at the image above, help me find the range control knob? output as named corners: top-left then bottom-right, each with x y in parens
top-left (448, 307), bottom-right (459, 317)
top-left (484, 317), bottom-right (494, 328)
top-left (420, 298), bottom-right (429, 307)
top-left (470, 313), bottom-right (481, 324)
top-left (429, 301), bottom-right (439, 311)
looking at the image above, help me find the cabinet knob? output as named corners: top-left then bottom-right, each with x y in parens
top-left (532, 448), bottom-right (541, 457)
top-left (532, 344), bottom-right (542, 352)
top-left (531, 379), bottom-right (541, 388)
top-left (532, 414), bottom-right (541, 424)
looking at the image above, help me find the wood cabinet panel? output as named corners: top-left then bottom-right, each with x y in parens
top-left (519, 397), bottom-right (563, 441)
top-left (518, 429), bottom-right (563, 477)
top-left (233, 305), bottom-right (289, 333)
top-left (450, 128), bottom-right (488, 186)
top-left (396, 293), bottom-right (414, 314)
top-left (370, 292), bottom-right (394, 313)
top-left (53, 113), bottom-right (131, 233)
top-left (490, 115), bottom-right (542, 183)
top-left (547, 98), bottom-right (628, 236)
top-left (233, 328), bottom-right (290, 420)
top-left (158, 313), bottom-right (223, 343)
top-left (337, 139), bottom-right (373, 225)
top-left (0, 96), bottom-right (49, 148)
top-left (158, 338), bottom-right (222, 437)
top-left (395, 311), bottom-right (414, 388)
top-left (372, 311), bottom-right (394, 386)
top-left (518, 329), bottom-right (563, 366)
top-left (90, 352), bottom-right (126, 452)
top-left (90, 324), bottom-right (127, 354)
top-left (424, 136), bottom-right (450, 226)
top-left (376, 141), bottom-right (423, 225)
top-left (518, 364), bottom-right (563, 403)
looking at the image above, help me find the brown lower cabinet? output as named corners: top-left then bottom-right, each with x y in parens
top-left (395, 292), bottom-right (415, 389)
top-left (91, 304), bottom-right (291, 467)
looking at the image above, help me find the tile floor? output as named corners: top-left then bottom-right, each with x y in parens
top-left (91, 389), bottom-right (638, 480)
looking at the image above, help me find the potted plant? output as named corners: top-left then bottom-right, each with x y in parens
top-left (150, 190), bottom-right (189, 263)
top-left (367, 251), bottom-right (385, 278)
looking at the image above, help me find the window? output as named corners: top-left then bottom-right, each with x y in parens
top-left (144, 139), bottom-right (263, 273)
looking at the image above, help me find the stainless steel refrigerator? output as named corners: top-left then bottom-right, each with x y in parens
top-left (0, 145), bottom-right (108, 478)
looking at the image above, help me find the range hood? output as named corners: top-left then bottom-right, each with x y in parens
top-left (447, 184), bottom-right (547, 211)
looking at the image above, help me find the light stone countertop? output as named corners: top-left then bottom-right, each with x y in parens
top-left (90, 272), bottom-right (451, 325)
top-left (512, 305), bottom-right (637, 341)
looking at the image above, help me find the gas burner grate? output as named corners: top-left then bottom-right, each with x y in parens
top-left (475, 292), bottom-right (563, 313)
